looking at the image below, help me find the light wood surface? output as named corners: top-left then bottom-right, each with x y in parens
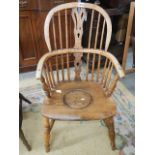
top-left (122, 2), bottom-right (135, 71)
top-left (36, 48), bottom-right (124, 152)
top-left (42, 81), bottom-right (116, 120)
top-left (36, 2), bottom-right (126, 153)
top-left (36, 49), bottom-right (125, 80)
top-left (104, 117), bottom-right (115, 150)
top-left (43, 117), bottom-right (50, 152)
top-left (44, 2), bottom-right (112, 52)
top-left (36, 48), bottom-right (125, 98)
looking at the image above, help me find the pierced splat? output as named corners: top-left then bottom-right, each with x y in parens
top-left (72, 8), bottom-right (87, 80)
top-left (72, 7), bottom-right (87, 48)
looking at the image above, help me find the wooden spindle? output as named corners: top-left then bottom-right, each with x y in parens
top-left (65, 9), bottom-right (68, 48)
top-left (91, 13), bottom-right (101, 81)
top-left (106, 74), bottom-right (119, 96)
top-left (86, 10), bottom-right (94, 81)
top-left (49, 61), bottom-right (56, 87)
top-left (58, 12), bottom-right (64, 81)
top-left (86, 52), bottom-right (90, 81)
top-left (52, 17), bottom-right (57, 50)
top-left (105, 63), bottom-right (113, 90)
top-left (45, 62), bottom-right (53, 89)
top-left (65, 10), bottom-right (70, 81)
top-left (103, 61), bottom-right (112, 88)
top-left (96, 53), bottom-right (101, 82)
top-left (43, 66), bottom-right (51, 89)
top-left (58, 11), bottom-right (63, 48)
top-left (94, 13), bottom-right (101, 48)
top-left (88, 10), bottom-right (94, 48)
top-left (66, 53), bottom-right (70, 81)
top-left (91, 53), bottom-right (96, 81)
top-left (55, 55), bottom-right (59, 82)
top-left (101, 58), bottom-right (108, 83)
top-left (105, 21), bottom-right (111, 51)
top-left (99, 19), bottom-right (105, 49)
top-left (41, 76), bottom-right (51, 98)
top-left (61, 54), bottom-right (64, 81)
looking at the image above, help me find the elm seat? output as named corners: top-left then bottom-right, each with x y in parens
top-left (42, 81), bottom-right (116, 120)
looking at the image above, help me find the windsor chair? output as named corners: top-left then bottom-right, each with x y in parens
top-left (36, 2), bottom-right (125, 153)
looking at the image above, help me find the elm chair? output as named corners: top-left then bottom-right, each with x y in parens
top-left (36, 2), bottom-right (125, 153)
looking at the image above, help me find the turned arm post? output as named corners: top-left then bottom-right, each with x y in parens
top-left (41, 76), bottom-right (51, 98)
top-left (102, 52), bottom-right (125, 97)
top-left (105, 74), bottom-right (119, 97)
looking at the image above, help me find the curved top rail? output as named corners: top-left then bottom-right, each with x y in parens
top-left (44, 2), bottom-right (112, 52)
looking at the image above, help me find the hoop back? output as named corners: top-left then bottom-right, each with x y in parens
top-left (44, 2), bottom-right (112, 52)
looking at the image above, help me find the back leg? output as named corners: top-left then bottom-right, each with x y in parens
top-left (104, 116), bottom-right (116, 150)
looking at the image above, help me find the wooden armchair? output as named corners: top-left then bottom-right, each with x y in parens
top-left (36, 2), bottom-right (125, 153)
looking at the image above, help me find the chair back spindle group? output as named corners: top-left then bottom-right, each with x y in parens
top-left (37, 49), bottom-right (124, 98)
top-left (36, 2), bottom-right (124, 99)
top-left (44, 3), bottom-right (112, 51)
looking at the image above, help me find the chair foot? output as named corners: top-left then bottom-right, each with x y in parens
top-left (43, 117), bottom-right (55, 152)
top-left (45, 145), bottom-right (50, 153)
top-left (104, 117), bottom-right (116, 150)
top-left (19, 128), bottom-right (31, 151)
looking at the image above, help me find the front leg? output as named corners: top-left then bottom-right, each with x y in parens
top-left (104, 116), bottom-right (116, 150)
top-left (43, 117), bottom-right (50, 152)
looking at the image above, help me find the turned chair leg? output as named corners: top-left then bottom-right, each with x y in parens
top-left (19, 128), bottom-right (31, 151)
top-left (104, 117), bottom-right (116, 150)
top-left (43, 117), bottom-right (55, 152)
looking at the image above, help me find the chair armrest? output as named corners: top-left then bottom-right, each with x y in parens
top-left (36, 53), bottom-right (50, 80)
top-left (103, 51), bottom-right (125, 78)
top-left (36, 49), bottom-right (125, 80)
top-left (36, 62), bottom-right (43, 80)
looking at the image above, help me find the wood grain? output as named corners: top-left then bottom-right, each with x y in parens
top-left (44, 2), bottom-right (112, 52)
top-left (122, 2), bottom-right (135, 71)
top-left (36, 2), bottom-right (126, 153)
top-left (42, 81), bottom-right (116, 120)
